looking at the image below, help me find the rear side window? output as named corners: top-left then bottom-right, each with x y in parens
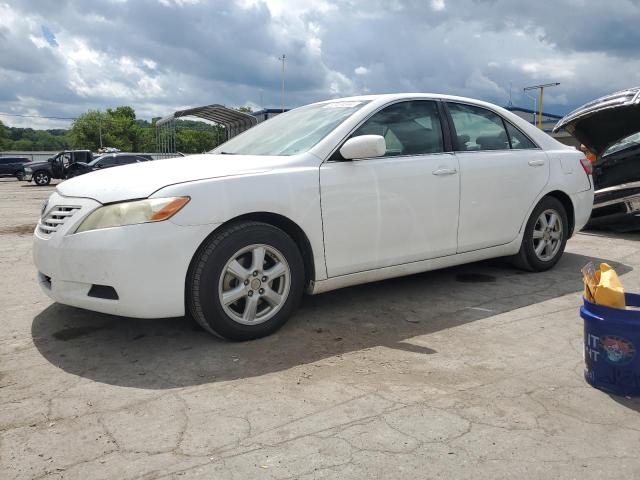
top-left (98, 156), bottom-right (117, 166)
top-left (351, 100), bottom-right (444, 157)
top-left (504, 122), bottom-right (538, 149)
top-left (447, 103), bottom-right (509, 151)
top-left (116, 156), bottom-right (137, 165)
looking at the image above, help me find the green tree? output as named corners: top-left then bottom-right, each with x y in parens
top-left (67, 110), bottom-right (106, 151)
top-left (68, 106), bottom-right (141, 151)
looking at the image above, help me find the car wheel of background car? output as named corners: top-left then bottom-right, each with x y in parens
top-left (512, 196), bottom-right (568, 272)
top-left (14, 170), bottom-right (24, 181)
top-left (33, 171), bottom-right (51, 186)
top-left (187, 221), bottom-right (305, 341)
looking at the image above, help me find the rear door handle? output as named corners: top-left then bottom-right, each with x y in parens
top-left (528, 159), bottom-right (546, 167)
top-left (432, 167), bottom-right (457, 176)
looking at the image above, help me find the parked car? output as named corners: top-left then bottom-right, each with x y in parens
top-left (65, 153), bottom-right (153, 178)
top-left (33, 94), bottom-right (593, 340)
top-left (553, 87), bottom-right (640, 231)
top-left (23, 150), bottom-right (94, 186)
top-left (0, 156), bottom-right (30, 180)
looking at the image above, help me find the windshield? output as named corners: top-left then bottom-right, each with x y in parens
top-left (604, 132), bottom-right (640, 157)
top-left (212, 100), bottom-right (369, 156)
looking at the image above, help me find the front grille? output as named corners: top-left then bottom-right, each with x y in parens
top-left (39, 206), bottom-right (81, 235)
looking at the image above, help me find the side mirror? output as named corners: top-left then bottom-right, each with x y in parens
top-left (339, 135), bottom-right (386, 160)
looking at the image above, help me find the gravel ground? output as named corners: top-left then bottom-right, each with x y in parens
top-left (1, 177), bottom-right (640, 479)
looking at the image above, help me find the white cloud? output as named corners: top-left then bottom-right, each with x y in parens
top-left (354, 66), bottom-right (369, 75)
top-left (430, 0), bottom-right (445, 12)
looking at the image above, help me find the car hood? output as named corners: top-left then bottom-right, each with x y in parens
top-left (56, 153), bottom-right (303, 204)
top-left (553, 86), bottom-right (640, 156)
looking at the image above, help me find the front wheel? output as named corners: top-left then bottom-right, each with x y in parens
top-left (14, 170), bottom-right (24, 181)
top-left (187, 221), bottom-right (305, 341)
top-left (512, 196), bottom-right (568, 272)
top-left (33, 171), bottom-right (51, 186)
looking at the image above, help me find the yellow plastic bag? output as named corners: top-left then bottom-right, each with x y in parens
top-left (582, 262), bottom-right (626, 308)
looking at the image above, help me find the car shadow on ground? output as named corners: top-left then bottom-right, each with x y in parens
top-left (31, 251), bottom-right (632, 389)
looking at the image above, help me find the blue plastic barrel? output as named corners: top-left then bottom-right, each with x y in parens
top-left (581, 293), bottom-right (640, 396)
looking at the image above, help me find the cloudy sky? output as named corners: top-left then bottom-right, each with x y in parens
top-left (1, 0), bottom-right (639, 128)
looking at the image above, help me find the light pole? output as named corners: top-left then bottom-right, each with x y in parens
top-left (523, 82), bottom-right (560, 129)
top-left (98, 111), bottom-right (103, 149)
top-left (279, 54), bottom-right (286, 112)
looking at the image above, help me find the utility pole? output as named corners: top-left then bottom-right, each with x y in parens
top-left (98, 112), bottom-right (103, 148)
top-left (524, 82), bottom-right (560, 129)
top-left (279, 54), bottom-right (286, 112)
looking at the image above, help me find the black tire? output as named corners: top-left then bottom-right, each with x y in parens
top-left (186, 221), bottom-right (305, 341)
top-left (14, 170), bottom-right (24, 181)
top-left (512, 196), bottom-right (569, 272)
top-left (33, 171), bottom-right (51, 186)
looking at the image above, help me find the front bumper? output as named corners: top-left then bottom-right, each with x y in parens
top-left (33, 192), bottom-right (218, 318)
top-left (23, 169), bottom-right (32, 181)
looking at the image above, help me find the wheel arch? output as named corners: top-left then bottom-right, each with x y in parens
top-left (188, 211), bottom-right (316, 290)
top-left (544, 190), bottom-right (575, 237)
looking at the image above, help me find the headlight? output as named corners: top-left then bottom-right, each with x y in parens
top-left (25, 167), bottom-right (32, 173)
top-left (75, 197), bottom-right (189, 233)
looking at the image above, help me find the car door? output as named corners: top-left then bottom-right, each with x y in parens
top-left (446, 102), bottom-right (550, 252)
top-left (0, 158), bottom-right (10, 175)
top-left (320, 100), bottom-right (460, 277)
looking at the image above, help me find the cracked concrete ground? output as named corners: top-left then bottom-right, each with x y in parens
top-left (1, 177), bottom-right (640, 479)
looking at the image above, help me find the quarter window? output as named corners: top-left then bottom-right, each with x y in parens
top-left (351, 101), bottom-right (444, 157)
top-left (504, 122), bottom-right (537, 149)
top-left (448, 103), bottom-right (510, 151)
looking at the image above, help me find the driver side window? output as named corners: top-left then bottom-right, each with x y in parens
top-left (350, 101), bottom-right (444, 157)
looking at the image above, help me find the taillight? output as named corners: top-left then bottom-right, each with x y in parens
top-left (580, 157), bottom-right (593, 175)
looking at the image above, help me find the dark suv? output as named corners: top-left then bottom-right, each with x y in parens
top-left (0, 156), bottom-right (30, 180)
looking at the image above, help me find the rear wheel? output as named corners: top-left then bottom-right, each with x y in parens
top-left (187, 221), bottom-right (305, 341)
top-left (512, 196), bottom-right (568, 272)
top-left (33, 171), bottom-right (51, 186)
top-left (14, 170), bottom-right (24, 181)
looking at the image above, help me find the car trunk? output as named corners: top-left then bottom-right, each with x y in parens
top-left (553, 87), bottom-right (640, 190)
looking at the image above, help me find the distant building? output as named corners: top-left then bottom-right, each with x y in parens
top-left (505, 106), bottom-right (578, 148)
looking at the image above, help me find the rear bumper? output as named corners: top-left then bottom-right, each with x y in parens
top-left (570, 189), bottom-right (595, 234)
top-left (587, 191), bottom-right (640, 231)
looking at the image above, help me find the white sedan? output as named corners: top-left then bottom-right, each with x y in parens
top-left (33, 94), bottom-right (594, 340)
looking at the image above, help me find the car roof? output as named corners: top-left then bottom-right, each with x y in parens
top-left (309, 93), bottom-right (501, 108)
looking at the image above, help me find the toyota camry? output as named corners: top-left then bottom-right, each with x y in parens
top-left (33, 94), bottom-right (594, 340)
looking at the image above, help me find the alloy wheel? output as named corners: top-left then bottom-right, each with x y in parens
top-left (35, 173), bottom-right (48, 185)
top-left (532, 209), bottom-right (563, 261)
top-left (218, 244), bottom-right (291, 325)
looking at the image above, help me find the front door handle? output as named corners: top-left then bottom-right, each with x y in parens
top-left (528, 159), bottom-right (546, 167)
top-left (432, 167), bottom-right (458, 176)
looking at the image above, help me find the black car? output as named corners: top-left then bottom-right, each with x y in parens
top-left (23, 150), bottom-right (95, 186)
top-left (554, 87), bottom-right (640, 231)
top-left (65, 153), bottom-right (153, 178)
top-left (0, 156), bottom-right (30, 180)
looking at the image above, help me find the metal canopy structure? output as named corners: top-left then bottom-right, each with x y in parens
top-left (155, 104), bottom-right (258, 154)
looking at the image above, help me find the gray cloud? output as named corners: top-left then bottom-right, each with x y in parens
top-left (1, 0), bottom-right (639, 128)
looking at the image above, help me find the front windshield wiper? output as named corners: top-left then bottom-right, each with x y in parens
top-left (218, 151), bottom-right (236, 155)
